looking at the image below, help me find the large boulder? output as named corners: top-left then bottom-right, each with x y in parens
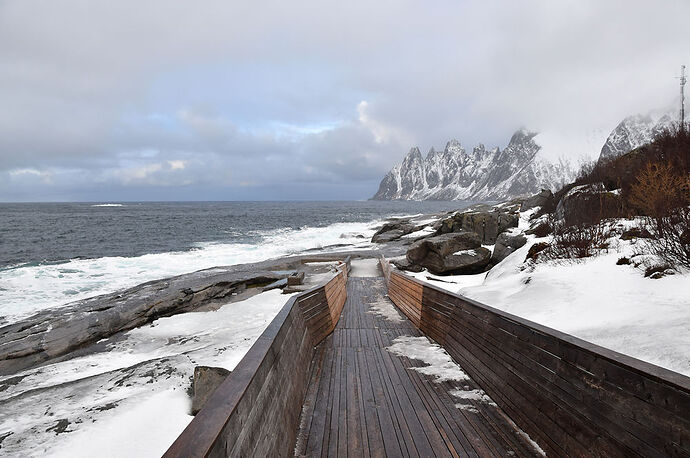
top-left (492, 230), bottom-right (527, 263)
top-left (392, 257), bottom-right (424, 272)
top-left (191, 366), bottom-right (231, 415)
top-left (371, 220), bottom-right (417, 243)
top-left (406, 232), bottom-right (491, 274)
top-left (436, 208), bottom-right (518, 244)
top-left (520, 189), bottom-right (553, 211)
top-left (555, 183), bottom-right (624, 226)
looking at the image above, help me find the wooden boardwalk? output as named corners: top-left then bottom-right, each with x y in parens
top-left (294, 275), bottom-right (542, 458)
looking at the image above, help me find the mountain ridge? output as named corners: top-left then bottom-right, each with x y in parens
top-left (372, 128), bottom-right (576, 201)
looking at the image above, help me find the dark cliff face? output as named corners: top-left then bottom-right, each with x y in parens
top-left (371, 129), bottom-right (574, 201)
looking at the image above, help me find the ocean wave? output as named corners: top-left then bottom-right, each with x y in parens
top-left (91, 203), bottom-right (124, 207)
top-left (0, 220), bottom-right (381, 324)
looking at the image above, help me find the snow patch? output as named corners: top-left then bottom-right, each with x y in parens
top-left (452, 249), bottom-right (477, 256)
top-left (386, 336), bottom-right (468, 382)
top-left (449, 389), bottom-right (497, 406)
top-left (402, 227), bottom-right (435, 239)
top-left (47, 388), bottom-right (192, 458)
top-left (0, 290), bottom-right (292, 457)
top-left (349, 258), bottom-right (381, 277)
top-left (425, 218), bottom-right (690, 377)
top-left (455, 404), bottom-right (479, 413)
top-left (367, 298), bottom-right (404, 323)
top-left (504, 415), bottom-right (547, 456)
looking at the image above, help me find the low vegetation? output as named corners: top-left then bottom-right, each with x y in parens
top-left (532, 125), bottom-right (690, 270)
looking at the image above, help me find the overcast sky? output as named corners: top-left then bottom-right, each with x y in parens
top-left (1, 0), bottom-right (688, 202)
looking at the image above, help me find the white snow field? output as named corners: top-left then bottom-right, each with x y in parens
top-left (0, 289), bottom-right (293, 458)
top-left (411, 211), bottom-right (690, 377)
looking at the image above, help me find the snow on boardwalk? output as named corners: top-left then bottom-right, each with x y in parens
top-left (294, 277), bottom-right (544, 457)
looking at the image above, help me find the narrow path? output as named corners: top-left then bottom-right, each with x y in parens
top-left (295, 266), bottom-right (542, 457)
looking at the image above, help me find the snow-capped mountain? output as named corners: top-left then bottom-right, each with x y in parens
top-left (598, 111), bottom-right (676, 162)
top-left (372, 129), bottom-right (576, 201)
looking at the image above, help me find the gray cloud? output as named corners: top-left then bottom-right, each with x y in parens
top-left (0, 0), bottom-right (688, 200)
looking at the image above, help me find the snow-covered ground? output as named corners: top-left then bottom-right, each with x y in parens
top-left (410, 211), bottom-right (690, 376)
top-left (349, 258), bottom-right (381, 277)
top-left (0, 289), bottom-right (292, 457)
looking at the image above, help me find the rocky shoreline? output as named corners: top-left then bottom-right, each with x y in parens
top-left (0, 192), bottom-right (554, 381)
top-left (370, 191), bottom-right (551, 275)
top-left (0, 197), bottom-right (541, 456)
top-left (0, 247), bottom-right (407, 379)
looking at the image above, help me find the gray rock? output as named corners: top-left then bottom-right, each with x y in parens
top-left (287, 272), bottom-right (305, 286)
top-left (520, 189), bottom-right (553, 211)
top-left (192, 366), bottom-right (231, 415)
top-left (392, 258), bottom-right (424, 272)
top-left (0, 251), bottom-right (407, 378)
top-left (526, 221), bottom-right (552, 237)
top-left (0, 268), bottom-right (288, 376)
top-left (555, 183), bottom-right (624, 226)
top-left (436, 209), bottom-right (519, 244)
top-left (406, 232), bottom-right (490, 274)
top-left (371, 220), bottom-right (418, 243)
top-left (492, 231), bottom-right (527, 263)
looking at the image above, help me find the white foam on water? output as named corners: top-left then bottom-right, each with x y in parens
top-left (90, 203), bottom-right (124, 207)
top-left (0, 220), bottom-right (378, 324)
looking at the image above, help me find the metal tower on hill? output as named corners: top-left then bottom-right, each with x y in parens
top-left (681, 64), bottom-right (687, 131)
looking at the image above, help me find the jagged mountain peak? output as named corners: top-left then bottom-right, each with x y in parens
top-left (508, 128), bottom-right (538, 146)
top-left (371, 130), bottom-right (575, 201)
top-left (599, 108), bottom-right (677, 162)
top-left (405, 146), bottom-right (422, 158)
top-left (445, 138), bottom-right (462, 151)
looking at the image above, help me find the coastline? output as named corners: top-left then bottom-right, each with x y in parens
top-left (1, 200), bottom-right (689, 456)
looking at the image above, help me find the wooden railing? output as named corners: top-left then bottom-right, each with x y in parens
top-left (380, 256), bottom-right (690, 457)
top-left (164, 258), bottom-right (350, 458)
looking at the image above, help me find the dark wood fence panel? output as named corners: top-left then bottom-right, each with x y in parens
top-left (380, 257), bottom-right (690, 458)
top-left (164, 261), bottom-right (349, 458)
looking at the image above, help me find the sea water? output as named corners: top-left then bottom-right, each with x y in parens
top-left (0, 201), bottom-right (472, 323)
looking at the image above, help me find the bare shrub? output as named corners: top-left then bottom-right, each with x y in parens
top-left (541, 216), bottom-right (611, 260)
top-left (629, 162), bottom-right (690, 219)
top-left (643, 207), bottom-right (690, 270)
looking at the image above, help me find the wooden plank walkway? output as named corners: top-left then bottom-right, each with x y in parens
top-left (294, 274), bottom-right (544, 457)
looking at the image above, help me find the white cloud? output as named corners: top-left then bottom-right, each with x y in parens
top-left (0, 0), bottom-right (689, 200)
top-left (168, 160), bottom-right (186, 170)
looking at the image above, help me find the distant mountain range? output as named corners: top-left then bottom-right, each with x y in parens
top-left (372, 129), bottom-right (575, 201)
top-left (372, 110), bottom-right (679, 201)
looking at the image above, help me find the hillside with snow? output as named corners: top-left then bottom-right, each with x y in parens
top-left (599, 110), bottom-right (676, 161)
top-left (409, 210), bottom-right (690, 377)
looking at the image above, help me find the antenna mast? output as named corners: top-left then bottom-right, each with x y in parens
top-left (681, 65), bottom-right (687, 131)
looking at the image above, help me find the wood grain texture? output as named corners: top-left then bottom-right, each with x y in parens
top-left (381, 257), bottom-right (690, 458)
top-left (164, 262), bottom-right (349, 458)
top-left (295, 276), bottom-right (544, 457)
